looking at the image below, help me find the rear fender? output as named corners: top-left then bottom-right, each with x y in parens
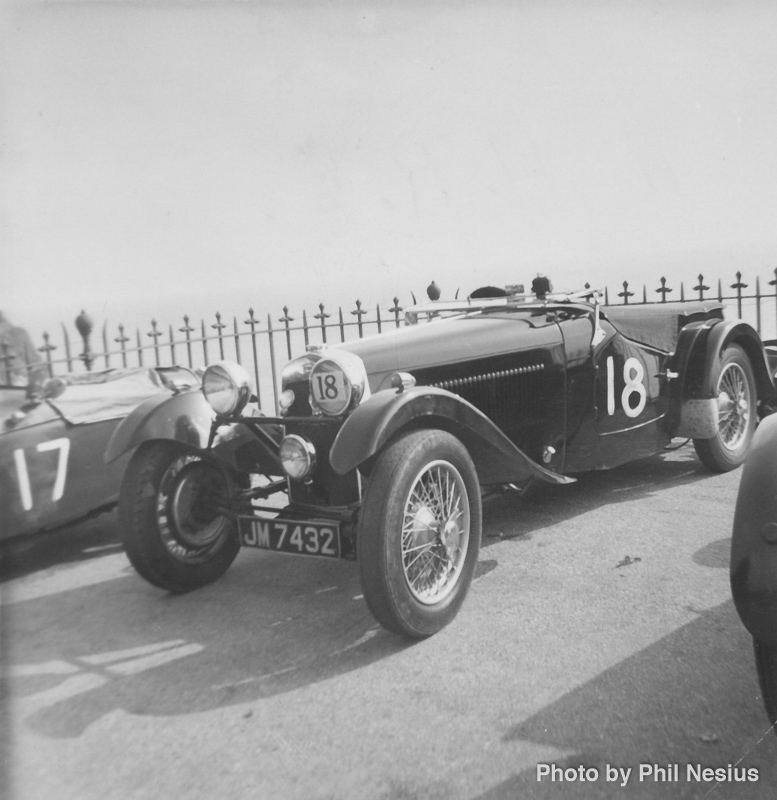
top-left (731, 413), bottom-right (777, 645)
top-left (671, 320), bottom-right (776, 438)
top-left (329, 386), bottom-right (574, 486)
top-left (104, 389), bottom-right (282, 475)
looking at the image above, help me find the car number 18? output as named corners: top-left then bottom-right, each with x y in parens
top-left (606, 356), bottom-right (647, 418)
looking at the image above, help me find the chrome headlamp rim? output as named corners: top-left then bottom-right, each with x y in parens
top-left (201, 360), bottom-right (252, 416)
top-left (308, 349), bottom-right (370, 417)
top-left (279, 434), bottom-right (316, 481)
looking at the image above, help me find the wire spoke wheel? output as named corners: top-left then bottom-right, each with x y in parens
top-left (716, 361), bottom-right (751, 450)
top-left (358, 429), bottom-right (481, 638)
top-left (694, 343), bottom-right (757, 472)
top-left (401, 460), bottom-right (470, 604)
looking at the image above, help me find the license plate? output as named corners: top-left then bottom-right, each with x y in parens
top-left (238, 516), bottom-right (341, 559)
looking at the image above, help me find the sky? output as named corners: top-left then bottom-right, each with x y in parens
top-left (2, 0), bottom-right (777, 340)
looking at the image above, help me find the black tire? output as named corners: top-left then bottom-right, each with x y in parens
top-left (118, 440), bottom-right (241, 593)
top-left (357, 429), bottom-right (481, 639)
top-left (693, 343), bottom-right (757, 472)
top-left (754, 638), bottom-right (777, 732)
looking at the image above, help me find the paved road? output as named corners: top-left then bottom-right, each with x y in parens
top-left (2, 443), bottom-right (776, 799)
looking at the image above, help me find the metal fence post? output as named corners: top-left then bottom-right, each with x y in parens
top-left (201, 320), bottom-right (209, 365)
top-left (232, 316), bottom-right (241, 365)
top-left (180, 316), bottom-right (194, 368)
top-left (148, 319), bottom-right (162, 366)
top-left (267, 314), bottom-right (279, 413)
top-left (655, 277), bottom-right (672, 303)
top-left (280, 307), bottom-right (294, 360)
top-left (731, 272), bottom-right (747, 319)
top-left (315, 304), bottom-right (330, 344)
top-left (39, 332), bottom-right (56, 378)
top-left (115, 324), bottom-right (129, 368)
top-left (244, 308), bottom-right (261, 394)
top-left (212, 312), bottom-right (226, 360)
top-left (102, 322), bottom-right (110, 370)
top-left (168, 324), bottom-right (177, 365)
top-left (390, 297), bottom-right (403, 328)
top-left (351, 300), bottom-right (366, 337)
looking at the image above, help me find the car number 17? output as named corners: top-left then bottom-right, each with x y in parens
top-left (13, 438), bottom-right (71, 511)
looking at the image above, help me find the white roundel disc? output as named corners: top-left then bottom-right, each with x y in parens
top-left (310, 359), bottom-right (352, 415)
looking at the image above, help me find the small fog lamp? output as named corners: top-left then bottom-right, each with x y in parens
top-left (202, 361), bottom-right (252, 415)
top-left (279, 435), bottom-right (316, 480)
top-left (278, 389), bottom-right (296, 416)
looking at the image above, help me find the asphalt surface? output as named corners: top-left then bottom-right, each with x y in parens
top-left (2, 442), bottom-right (776, 799)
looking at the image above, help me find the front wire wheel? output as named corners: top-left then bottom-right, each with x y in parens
top-left (358, 430), bottom-right (481, 638)
top-left (119, 440), bottom-right (242, 592)
top-left (693, 344), bottom-right (757, 472)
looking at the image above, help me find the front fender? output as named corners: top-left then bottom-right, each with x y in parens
top-left (731, 413), bottom-right (777, 645)
top-left (105, 388), bottom-right (282, 475)
top-left (329, 386), bottom-right (574, 486)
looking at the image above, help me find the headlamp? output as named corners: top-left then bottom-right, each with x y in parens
top-left (279, 434), bottom-right (316, 480)
top-left (202, 361), bottom-right (252, 415)
top-left (308, 350), bottom-right (370, 416)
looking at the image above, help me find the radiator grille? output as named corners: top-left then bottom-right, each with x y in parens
top-left (431, 363), bottom-right (544, 391)
top-left (426, 362), bottom-right (547, 438)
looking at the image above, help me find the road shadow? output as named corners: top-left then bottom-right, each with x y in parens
top-left (2, 443), bottom-right (738, 743)
top-left (3, 542), bottom-right (413, 739)
top-left (471, 598), bottom-right (777, 800)
top-left (0, 506), bottom-right (122, 583)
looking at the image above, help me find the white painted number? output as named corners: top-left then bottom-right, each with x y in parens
top-left (13, 438), bottom-right (71, 511)
top-left (314, 374), bottom-right (341, 402)
top-left (606, 357), bottom-right (647, 418)
top-left (290, 525), bottom-right (304, 551)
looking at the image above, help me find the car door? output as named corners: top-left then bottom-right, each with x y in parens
top-left (593, 317), bottom-right (671, 467)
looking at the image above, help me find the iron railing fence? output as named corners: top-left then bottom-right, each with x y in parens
top-left (3, 269), bottom-right (777, 413)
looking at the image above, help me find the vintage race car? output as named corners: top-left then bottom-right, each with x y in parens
top-left (107, 280), bottom-right (777, 638)
top-left (731, 412), bottom-right (777, 734)
top-left (0, 366), bottom-right (199, 541)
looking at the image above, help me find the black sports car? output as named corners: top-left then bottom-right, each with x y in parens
top-left (107, 281), bottom-right (777, 638)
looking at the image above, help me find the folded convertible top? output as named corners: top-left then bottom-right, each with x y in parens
top-left (47, 367), bottom-right (171, 425)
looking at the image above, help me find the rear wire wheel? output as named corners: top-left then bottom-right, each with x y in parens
top-left (693, 344), bottom-right (757, 472)
top-left (119, 440), bottom-right (241, 592)
top-left (357, 429), bottom-right (481, 638)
